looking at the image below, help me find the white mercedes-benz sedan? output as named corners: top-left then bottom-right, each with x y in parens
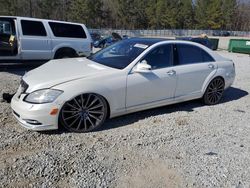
top-left (11, 38), bottom-right (235, 132)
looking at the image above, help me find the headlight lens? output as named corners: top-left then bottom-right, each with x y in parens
top-left (24, 89), bottom-right (63, 104)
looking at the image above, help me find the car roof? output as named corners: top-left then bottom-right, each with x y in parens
top-left (127, 37), bottom-right (168, 45)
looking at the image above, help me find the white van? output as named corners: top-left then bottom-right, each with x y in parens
top-left (0, 16), bottom-right (92, 60)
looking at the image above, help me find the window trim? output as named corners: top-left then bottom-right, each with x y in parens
top-left (174, 43), bottom-right (215, 66)
top-left (20, 20), bottom-right (47, 37)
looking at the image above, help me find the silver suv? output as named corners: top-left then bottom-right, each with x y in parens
top-left (0, 16), bottom-right (92, 60)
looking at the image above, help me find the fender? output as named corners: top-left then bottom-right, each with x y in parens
top-left (53, 78), bottom-right (127, 118)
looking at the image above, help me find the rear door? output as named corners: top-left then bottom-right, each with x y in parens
top-left (174, 43), bottom-right (217, 98)
top-left (19, 19), bottom-right (52, 60)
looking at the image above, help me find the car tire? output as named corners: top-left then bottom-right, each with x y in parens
top-left (59, 93), bottom-right (108, 133)
top-left (203, 77), bottom-right (225, 105)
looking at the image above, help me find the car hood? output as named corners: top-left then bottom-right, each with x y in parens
top-left (23, 58), bottom-right (113, 92)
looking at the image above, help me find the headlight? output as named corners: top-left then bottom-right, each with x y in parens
top-left (24, 89), bottom-right (63, 104)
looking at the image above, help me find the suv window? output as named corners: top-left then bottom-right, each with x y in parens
top-left (143, 44), bottom-right (172, 70)
top-left (21, 20), bottom-right (47, 36)
top-left (49, 22), bottom-right (86, 38)
top-left (176, 44), bottom-right (214, 65)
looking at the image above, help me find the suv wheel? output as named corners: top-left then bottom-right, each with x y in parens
top-left (54, 48), bottom-right (77, 59)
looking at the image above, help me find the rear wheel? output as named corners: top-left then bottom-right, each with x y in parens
top-left (54, 48), bottom-right (77, 59)
top-left (59, 94), bottom-right (107, 132)
top-left (203, 77), bottom-right (225, 105)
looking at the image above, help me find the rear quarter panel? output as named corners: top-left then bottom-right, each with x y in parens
top-left (201, 60), bottom-right (235, 93)
top-left (216, 60), bottom-right (235, 89)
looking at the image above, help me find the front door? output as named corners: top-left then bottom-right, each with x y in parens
top-left (126, 44), bottom-right (177, 108)
top-left (0, 18), bottom-right (18, 56)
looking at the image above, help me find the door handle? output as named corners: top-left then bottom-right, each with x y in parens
top-left (167, 70), bottom-right (176, 76)
top-left (208, 64), bottom-right (215, 69)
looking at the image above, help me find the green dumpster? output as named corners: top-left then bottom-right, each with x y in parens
top-left (209, 38), bottom-right (219, 50)
top-left (228, 39), bottom-right (250, 54)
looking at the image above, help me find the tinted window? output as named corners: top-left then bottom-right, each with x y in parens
top-left (143, 44), bottom-right (172, 69)
top-left (49, 22), bottom-right (86, 38)
top-left (176, 44), bottom-right (214, 65)
top-left (21, 20), bottom-right (47, 36)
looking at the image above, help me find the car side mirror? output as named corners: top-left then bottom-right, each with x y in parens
top-left (133, 60), bottom-right (152, 73)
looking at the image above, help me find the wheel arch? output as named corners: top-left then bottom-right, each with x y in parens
top-left (58, 92), bottom-right (111, 132)
top-left (202, 75), bottom-right (225, 96)
top-left (54, 47), bottom-right (77, 59)
top-left (59, 92), bottom-right (111, 119)
top-left (201, 69), bottom-right (226, 95)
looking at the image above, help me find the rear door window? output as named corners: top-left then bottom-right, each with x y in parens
top-left (21, 20), bottom-right (47, 36)
top-left (176, 44), bottom-right (214, 65)
top-left (49, 22), bottom-right (86, 38)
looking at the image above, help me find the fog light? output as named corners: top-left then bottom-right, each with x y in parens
top-left (23, 119), bottom-right (42, 125)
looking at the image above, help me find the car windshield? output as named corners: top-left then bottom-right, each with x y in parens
top-left (88, 40), bottom-right (151, 69)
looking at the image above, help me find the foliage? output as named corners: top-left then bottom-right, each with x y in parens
top-left (0, 0), bottom-right (249, 31)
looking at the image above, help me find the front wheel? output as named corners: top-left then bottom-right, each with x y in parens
top-left (203, 77), bottom-right (225, 105)
top-left (59, 93), bottom-right (108, 133)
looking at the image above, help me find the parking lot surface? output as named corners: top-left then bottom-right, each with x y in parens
top-left (0, 51), bottom-right (249, 187)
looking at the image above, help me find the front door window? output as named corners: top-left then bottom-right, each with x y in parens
top-left (0, 19), bottom-right (17, 56)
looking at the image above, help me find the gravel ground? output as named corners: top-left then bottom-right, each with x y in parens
top-left (0, 51), bottom-right (249, 188)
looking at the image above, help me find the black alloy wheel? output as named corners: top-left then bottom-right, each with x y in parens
top-left (60, 93), bottom-right (107, 132)
top-left (203, 77), bottom-right (225, 105)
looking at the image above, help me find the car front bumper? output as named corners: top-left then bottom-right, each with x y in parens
top-left (11, 93), bottom-right (60, 131)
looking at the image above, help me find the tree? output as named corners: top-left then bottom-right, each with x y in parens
top-left (38, 0), bottom-right (61, 20)
top-left (195, 0), bottom-right (210, 29)
top-left (161, 0), bottom-right (179, 29)
top-left (206, 0), bottom-right (223, 29)
top-left (0, 0), bottom-right (19, 16)
top-left (221, 0), bottom-right (238, 30)
top-left (116, 0), bottom-right (148, 29)
top-left (178, 0), bottom-right (194, 29)
top-left (0, 0), bottom-right (249, 30)
top-left (145, 0), bottom-right (158, 29)
top-left (146, 0), bottom-right (179, 29)
top-left (70, 0), bottom-right (103, 28)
